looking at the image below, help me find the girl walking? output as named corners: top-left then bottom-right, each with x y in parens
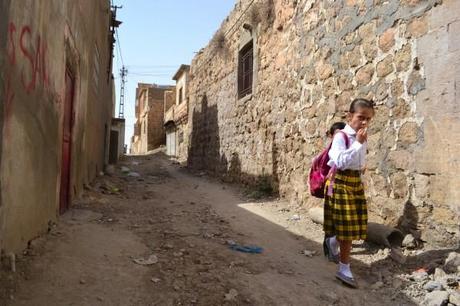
top-left (323, 98), bottom-right (374, 288)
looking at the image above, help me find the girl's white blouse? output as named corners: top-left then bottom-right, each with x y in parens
top-left (327, 124), bottom-right (367, 171)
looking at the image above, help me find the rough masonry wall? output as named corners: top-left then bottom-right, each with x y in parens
top-left (148, 87), bottom-right (169, 150)
top-left (187, 0), bottom-right (459, 247)
top-left (164, 89), bottom-right (176, 114)
top-left (0, 0), bottom-right (113, 252)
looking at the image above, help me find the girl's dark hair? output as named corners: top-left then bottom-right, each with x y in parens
top-left (328, 121), bottom-right (346, 137)
top-left (349, 98), bottom-right (374, 113)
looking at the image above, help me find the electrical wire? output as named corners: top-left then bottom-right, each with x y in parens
top-left (115, 28), bottom-right (124, 67)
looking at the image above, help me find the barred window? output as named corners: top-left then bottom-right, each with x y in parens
top-left (238, 41), bottom-right (253, 99)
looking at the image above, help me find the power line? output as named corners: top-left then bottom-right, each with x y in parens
top-left (115, 28), bottom-right (124, 67)
top-left (114, 34), bottom-right (121, 73)
top-left (128, 65), bottom-right (178, 68)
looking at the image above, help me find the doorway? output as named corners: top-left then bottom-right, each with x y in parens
top-left (59, 68), bottom-right (75, 214)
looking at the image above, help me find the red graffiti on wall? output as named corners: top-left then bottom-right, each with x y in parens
top-left (5, 22), bottom-right (49, 94)
top-left (3, 22), bottom-right (50, 131)
top-left (18, 25), bottom-right (49, 93)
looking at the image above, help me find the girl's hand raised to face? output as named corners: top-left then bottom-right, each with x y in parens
top-left (356, 128), bottom-right (368, 144)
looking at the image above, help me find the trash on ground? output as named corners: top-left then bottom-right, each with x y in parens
top-left (300, 249), bottom-right (317, 257)
top-left (133, 254), bottom-right (158, 265)
top-left (128, 172), bottom-right (141, 177)
top-left (288, 214), bottom-right (301, 221)
top-left (229, 244), bottom-right (263, 254)
top-left (226, 239), bottom-right (237, 246)
top-left (121, 166), bottom-right (130, 173)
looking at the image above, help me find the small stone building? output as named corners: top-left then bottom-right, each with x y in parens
top-left (131, 83), bottom-right (174, 154)
top-left (185, 0), bottom-right (460, 247)
top-left (164, 65), bottom-right (190, 161)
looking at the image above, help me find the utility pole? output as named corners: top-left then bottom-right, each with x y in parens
top-left (118, 65), bottom-right (127, 118)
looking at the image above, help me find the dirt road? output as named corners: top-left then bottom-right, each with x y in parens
top-left (1, 152), bottom-right (418, 306)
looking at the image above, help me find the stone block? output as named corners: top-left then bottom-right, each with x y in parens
top-left (387, 150), bottom-right (414, 171)
top-left (356, 63), bottom-right (374, 85)
top-left (339, 53), bottom-right (349, 70)
top-left (379, 28), bottom-right (396, 52)
top-left (398, 122), bottom-right (419, 145)
top-left (343, 31), bottom-right (357, 45)
top-left (381, 128), bottom-right (396, 149)
top-left (348, 47), bottom-right (362, 67)
top-left (450, 291), bottom-right (460, 306)
top-left (392, 98), bottom-right (411, 119)
top-left (367, 131), bottom-right (381, 150)
top-left (413, 173), bottom-right (430, 199)
top-left (338, 74), bottom-right (353, 91)
top-left (391, 78), bottom-right (405, 98)
top-left (315, 62), bottom-right (334, 80)
top-left (363, 39), bottom-right (377, 61)
top-left (407, 71), bottom-right (426, 95)
top-left (428, 174), bottom-right (451, 204)
top-left (432, 207), bottom-right (458, 228)
top-left (336, 91), bottom-right (352, 112)
top-left (394, 44), bottom-right (412, 72)
top-left (370, 173), bottom-right (389, 197)
top-left (400, 0), bottom-right (421, 6)
top-left (366, 150), bottom-right (380, 171)
top-left (369, 105), bottom-right (389, 134)
top-left (375, 82), bottom-right (389, 101)
top-left (405, 16), bottom-right (428, 38)
top-left (369, 196), bottom-right (406, 226)
top-left (358, 21), bottom-right (376, 41)
top-left (323, 77), bottom-right (337, 98)
top-left (306, 118), bottom-right (319, 136)
top-left (390, 172), bottom-right (408, 199)
top-left (376, 55), bottom-right (394, 77)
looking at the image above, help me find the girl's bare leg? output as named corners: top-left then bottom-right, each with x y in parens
top-left (339, 240), bottom-right (352, 264)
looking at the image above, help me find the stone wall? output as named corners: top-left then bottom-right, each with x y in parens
top-left (187, 0), bottom-right (459, 247)
top-left (147, 86), bottom-right (171, 150)
top-left (164, 89), bottom-right (176, 114)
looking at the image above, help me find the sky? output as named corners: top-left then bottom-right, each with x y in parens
top-left (112, 1), bottom-right (236, 148)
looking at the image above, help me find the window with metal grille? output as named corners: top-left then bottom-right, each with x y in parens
top-left (238, 41), bottom-right (253, 99)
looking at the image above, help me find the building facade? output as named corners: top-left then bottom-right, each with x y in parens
top-left (185, 0), bottom-right (460, 247)
top-left (164, 65), bottom-right (190, 161)
top-left (0, 0), bottom-right (117, 252)
top-left (131, 83), bottom-right (174, 154)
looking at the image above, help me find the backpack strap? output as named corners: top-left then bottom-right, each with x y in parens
top-left (326, 131), bottom-right (350, 197)
top-left (336, 130), bottom-right (350, 149)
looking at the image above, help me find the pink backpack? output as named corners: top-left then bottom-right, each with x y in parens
top-left (309, 131), bottom-right (349, 198)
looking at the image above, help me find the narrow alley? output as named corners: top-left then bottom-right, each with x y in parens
top-left (1, 0), bottom-right (459, 305)
top-left (0, 151), bottom-right (447, 306)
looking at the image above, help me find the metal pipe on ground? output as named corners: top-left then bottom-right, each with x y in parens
top-left (308, 207), bottom-right (404, 248)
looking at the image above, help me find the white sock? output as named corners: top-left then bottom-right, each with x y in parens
top-left (339, 262), bottom-right (353, 278)
top-left (329, 236), bottom-right (339, 256)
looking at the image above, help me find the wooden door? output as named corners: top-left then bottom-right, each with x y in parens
top-left (59, 69), bottom-right (74, 214)
top-left (109, 130), bottom-right (119, 164)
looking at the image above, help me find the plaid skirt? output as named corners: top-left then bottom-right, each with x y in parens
top-left (324, 169), bottom-right (368, 241)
